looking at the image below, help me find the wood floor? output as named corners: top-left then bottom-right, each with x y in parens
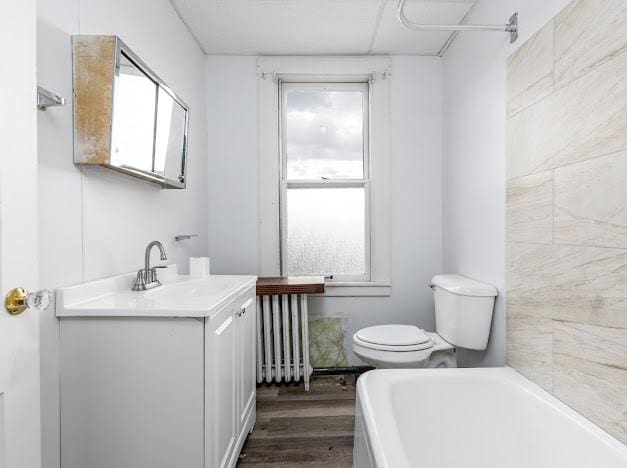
top-left (237, 374), bottom-right (356, 468)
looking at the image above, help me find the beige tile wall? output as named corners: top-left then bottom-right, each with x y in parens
top-left (506, 0), bottom-right (627, 444)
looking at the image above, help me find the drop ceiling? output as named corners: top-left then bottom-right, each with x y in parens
top-left (170, 0), bottom-right (476, 56)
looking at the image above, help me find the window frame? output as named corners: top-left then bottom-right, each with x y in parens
top-left (257, 56), bottom-right (391, 296)
top-left (279, 81), bottom-right (371, 282)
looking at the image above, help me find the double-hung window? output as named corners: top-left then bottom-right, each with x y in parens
top-left (280, 82), bottom-right (370, 282)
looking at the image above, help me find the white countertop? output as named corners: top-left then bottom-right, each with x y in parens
top-left (56, 266), bottom-right (256, 318)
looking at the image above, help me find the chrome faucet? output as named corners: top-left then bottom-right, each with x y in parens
top-left (132, 241), bottom-right (168, 291)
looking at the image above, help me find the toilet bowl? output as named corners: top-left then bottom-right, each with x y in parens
top-left (352, 325), bottom-right (457, 368)
top-left (353, 274), bottom-right (497, 369)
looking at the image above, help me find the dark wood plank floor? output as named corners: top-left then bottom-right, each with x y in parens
top-left (237, 375), bottom-right (356, 468)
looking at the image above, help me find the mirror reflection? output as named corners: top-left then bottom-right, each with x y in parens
top-left (155, 88), bottom-right (187, 183)
top-left (111, 53), bottom-right (157, 173)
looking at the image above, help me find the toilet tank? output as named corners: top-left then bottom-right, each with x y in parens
top-left (431, 274), bottom-right (497, 350)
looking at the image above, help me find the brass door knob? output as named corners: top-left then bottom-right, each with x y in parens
top-left (5, 287), bottom-right (28, 315)
top-left (5, 288), bottom-right (51, 315)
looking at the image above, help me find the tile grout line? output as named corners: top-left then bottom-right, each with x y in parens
top-left (551, 17), bottom-right (556, 93)
top-left (506, 240), bottom-right (627, 251)
top-left (507, 47), bottom-right (625, 120)
top-left (552, 168), bottom-right (555, 245)
top-left (551, 319), bottom-right (555, 393)
top-left (507, 147), bottom-right (627, 183)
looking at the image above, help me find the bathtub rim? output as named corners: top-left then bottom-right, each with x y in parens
top-left (355, 366), bottom-right (627, 468)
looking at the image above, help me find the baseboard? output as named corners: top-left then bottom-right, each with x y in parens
top-left (312, 366), bottom-right (374, 376)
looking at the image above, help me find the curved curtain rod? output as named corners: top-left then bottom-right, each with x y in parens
top-left (397, 0), bottom-right (518, 43)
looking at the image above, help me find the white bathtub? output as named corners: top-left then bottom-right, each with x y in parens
top-left (354, 367), bottom-right (627, 468)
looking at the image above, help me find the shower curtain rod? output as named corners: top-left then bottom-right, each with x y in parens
top-left (397, 0), bottom-right (518, 43)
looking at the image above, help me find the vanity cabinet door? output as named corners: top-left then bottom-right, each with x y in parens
top-left (238, 295), bottom-right (256, 427)
top-left (206, 304), bottom-right (237, 468)
top-left (205, 286), bottom-right (257, 468)
top-left (60, 318), bottom-right (204, 468)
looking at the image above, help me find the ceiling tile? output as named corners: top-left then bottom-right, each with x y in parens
top-left (172, 0), bottom-right (475, 55)
top-left (172, 0), bottom-right (383, 55)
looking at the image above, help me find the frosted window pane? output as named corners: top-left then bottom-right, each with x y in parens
top-left (285, 90), bottom-right (364, 179)
top-left (287, 187), bottom-right (366, 276)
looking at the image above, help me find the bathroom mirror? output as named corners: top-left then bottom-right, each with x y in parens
top-left (154, 87), bottom-right (188, 182)
top-left (73, 36), bottom-right (188, 188)
top-left (111, 53), bottom-right (157, 174)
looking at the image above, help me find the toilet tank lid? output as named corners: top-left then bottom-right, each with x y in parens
top-left (431, 274), bottom-right (498, 297)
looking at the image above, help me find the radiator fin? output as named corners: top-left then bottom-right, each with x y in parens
top-left (256, 293), bottom-right (311, 391)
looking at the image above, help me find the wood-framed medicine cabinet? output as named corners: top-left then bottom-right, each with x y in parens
top-left (72, 36), bottom-right (189, 189)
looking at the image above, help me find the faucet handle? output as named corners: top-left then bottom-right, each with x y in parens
top-left (132, 270), bottom-right (146, 291)
top-left (149, 265), bottom-right (168, 283)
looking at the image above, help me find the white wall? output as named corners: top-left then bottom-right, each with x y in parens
top-left (206, 56), bottom-right (260, 275)
top-left (441, 0), bottom-right (573, 366)
top-left (36, 1), bottom-right (207, 466)
top-left (206, 55), bottom-right (442, 365)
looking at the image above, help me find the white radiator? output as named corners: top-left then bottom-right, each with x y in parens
top-left (256, 294), bottom-right (312, 391)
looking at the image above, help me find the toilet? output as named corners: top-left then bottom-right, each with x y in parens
top-left (353, 274), bottom-right (497, 368)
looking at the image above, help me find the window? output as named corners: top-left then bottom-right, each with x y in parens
top-left (280, 83), bottom-right (370, 281)
top-left (257, 56), bottom-right (391, 296)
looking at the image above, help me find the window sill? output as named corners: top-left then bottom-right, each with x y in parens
top-left (314, 282), bottom-right (391, 297)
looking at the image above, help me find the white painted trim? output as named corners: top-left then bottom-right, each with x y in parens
top-left (258, 56), bottom-right (391, 294)
top-left (279, 81), bottom-right (371, 282)
top-left (257, 56), bottom-right (391, 79)
top-left (258, 73), bottom-right (281, 276)
top-left (367, 65), bottom-right (391, 285)
top-left (318, 282), bottom-right (392, 297)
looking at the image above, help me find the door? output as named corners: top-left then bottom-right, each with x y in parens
top-left (238, 296), bottom-right (255, 426)
top-left (207, 305), bottom-right (237, 468)
top-left (0, 1), bottom-right (41, 467)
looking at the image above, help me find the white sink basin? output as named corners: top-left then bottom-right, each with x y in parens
top-left (56, 266), bottom-right (256, 317)
top-left (144, 276), bottom-right (239, 301)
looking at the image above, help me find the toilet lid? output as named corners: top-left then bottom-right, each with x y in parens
top-left (356, 325), bottom-right (431, 347)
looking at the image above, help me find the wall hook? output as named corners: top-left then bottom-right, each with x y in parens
top-left (37, 86), bottom-right (65, 111)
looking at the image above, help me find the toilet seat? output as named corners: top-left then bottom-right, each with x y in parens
top-left (352, 330), bottom-right (456, 368)
top-left (354, 325), bottom-right (435, 352)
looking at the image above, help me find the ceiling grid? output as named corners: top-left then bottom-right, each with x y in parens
top-left (170, 0), bottom-right (476, 56)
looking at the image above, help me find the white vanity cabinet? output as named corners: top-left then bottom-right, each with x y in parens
top-left (57, 274), bottom-right (257, 468)
top-left (238, 297), bottom-right (256, 428)
top-left (205, 292), bottom-right (256, 468)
